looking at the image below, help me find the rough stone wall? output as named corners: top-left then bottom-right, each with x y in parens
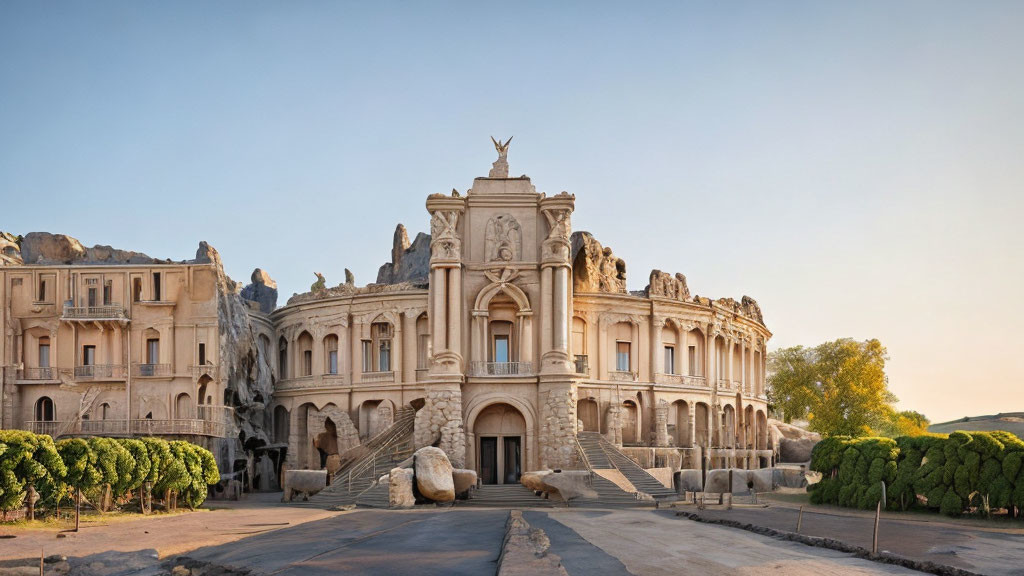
top-left (605, 404), bottom-right (623, 446)
top-left (655, 400), bottom-right (669, 447)
top-left (376, 402), bottom-right (394, 432)
top-left (539, 385), bottom-right (578, 470)
top-left (413, 387), bottom-right (465, 468)
top-left (570, 231), bottom-right (626, 293)
top-left (307, 404), bottom-right (360, 455)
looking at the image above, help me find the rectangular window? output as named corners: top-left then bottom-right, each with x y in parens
top-left (198, 343), bottom-right (206, 365)
top-left (83, 345), bottom-right (96, 366)
top-left (328, 350), bottom-right (338, 374)
top-left (362, 340), bottom-right (372, 372)
top-left (616, 341), bottom-right (630, 372)
top-left (303, 350), bottom-right (312, 376)
top-left (133, 278), bottom-right (142, 302)
top-left (378, 339), bottom-right (391, 372)
top-left (39, 340), bottom-right (50, 368)
top-left (152, 273), bottom-right (161, 301)
top-left (87, 287), bottom-right (97, 307)
top-left (688, 346), bottom-right (697, 376)
top-left (494, 335), bottom-right (510, 363)
top-left (103, 281), bottom-right (112, 305)
top-left (38, 278), bottom-right (46, 302)
top-left (147, 338), bottom-right (159, 364)
top-left (417, 334), bottom-right (430, 369)
top-left (664, 345), bottom-right (675, 375)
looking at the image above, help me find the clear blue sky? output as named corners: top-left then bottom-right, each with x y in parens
top-left (2, 1), bottom-right (1022, 423)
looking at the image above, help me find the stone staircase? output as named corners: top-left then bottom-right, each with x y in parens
top-left (291, 407), bottom-right (416, 509)
top-left (459, 484), bottom-right (559, 508)
top-left (576, 431), bottom-right (677, 504)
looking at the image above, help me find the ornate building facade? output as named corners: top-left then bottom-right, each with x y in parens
top-left (268, 144), bottom-right (773, 484)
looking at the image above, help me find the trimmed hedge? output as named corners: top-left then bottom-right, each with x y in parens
top-left (810, 430), bottom-right (1024, 518)
top-left (0, 431), bottom-right (219, 516)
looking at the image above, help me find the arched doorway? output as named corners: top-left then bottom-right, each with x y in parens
top-left (35, 396), bottom-right (55, 422)
top-left (472, 403), bottom-right (526, 485)
top-left (578, 398), bottom-right (599, 432)
top-left (175, 393), bottom-right (192, 419)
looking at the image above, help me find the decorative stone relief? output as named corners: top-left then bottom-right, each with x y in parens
top-left (484, 214), bottom-right (522, 263)
top-left (570, 232), bottom-right (626, 293)
top-left (539, 386), bottom-right (577, 470)
top-left (604, 403), bottom-right (623, 446)
top-left (655, 399), bottom-right (669, 448)
top-left (488, 136), bottom-right (513, 178)
top-left (430, 210), bottom-right (461, 260)
top-left (647, 270), bottom-right (691, 301)
top-left (741, 295), bottom-right (764, 324)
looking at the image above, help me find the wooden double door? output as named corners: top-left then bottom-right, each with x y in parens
top-left (479, 435), bottom-right (522, 485)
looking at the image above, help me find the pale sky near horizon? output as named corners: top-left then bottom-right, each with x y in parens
top-left (2, 1), bottom-right (1022, 424)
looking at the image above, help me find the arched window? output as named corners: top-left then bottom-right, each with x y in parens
top-left (35, 397), bottom-right (55, 422)
top-left (363, 322), bottom-right (393, 373)
top-left (278, 337), bottom-right (288, 379)
top-left (297, 331), bottom-right (314, 376)
top-left (324, 334), bottom-right (339, 375)
top-left (415, 314), bottom-right (430, 370)
top-left (175, 393), bottom-right (192, 419)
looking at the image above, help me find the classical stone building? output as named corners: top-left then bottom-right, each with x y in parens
top-left (268, 143), bottom-right (773, 485)
top-left (1, 143), bottom-right (772, 490)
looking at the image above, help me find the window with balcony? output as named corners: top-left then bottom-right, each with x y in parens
top-left (328, 350), bottom-right (338, 374)
top-left (664, 345), bottom-right (675, 375)
top-left (147, 338), bottom-right (159, 364)
top-left (616, 341), bottom-right (630, 372)
top-left (494, 335), bottom-right (510, 363)
top-left (87, 287), bottom-right (97, 307)
top-left (152, 272), bottom-right (161, 301)
top-left (198, 342), bottom-right (207, 365)
top-left (38, 336), bottom-right (50, 368)
top-left (103, 280), bottom-right (112, 305)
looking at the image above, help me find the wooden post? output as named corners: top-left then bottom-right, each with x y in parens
top-left (39, 547), bottom-right (43, 576)
top-left (872, 501), bottom-right (881, 555)
top-left (796, 506), bottom-right (804, 533)
top-left (75, 488), bottom-right (81, 532)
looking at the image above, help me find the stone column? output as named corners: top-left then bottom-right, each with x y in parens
top-left (552, 266), bottom-right (569, 355)
top-left (540, 267), bottom-right (552, 357)
top-left (447, 267), bottom-right (462, 362)
top-left (402, 312), bottom-right (416, 384)
top-left (650, 317), bottom-right (663, 378)
top-left (688, 408), bottom-right (697, 449)
top-left (518, 313), bottom-right (533, 365)
top-left (727, 338), bottom-right (734, 385)
top-left (655, 399), bottom-right (669, 447)
top-left (432, 268), bottom-right (446, 355)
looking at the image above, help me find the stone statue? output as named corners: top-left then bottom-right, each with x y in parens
top-left (484, 214), bottom-right (522, 262)
top-left (345, 268), bottom-right (355, 286)
top-left (571, 232), bottom-right (626, 293)
top-left (488, 136), bottom-right (513, 178)
top-left (647, 270), bottom-right (690, 301)
top-left (430, 210), bottom-right (461, 260)
top-left (311, 272), bottom-right (326, 293)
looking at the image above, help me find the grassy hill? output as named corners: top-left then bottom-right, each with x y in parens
top-left (928, 412), bottom-right (1024, 439)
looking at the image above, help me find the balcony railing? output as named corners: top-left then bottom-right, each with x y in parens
top-left (655, 373), bottom-right (708, 388)
top-left (190, 364), bottom-right (219, 380)
top-left (609, 370), bottom-right (637, 382)
top-left (276, 374), bottom-right (346, 391)
top-left (75, 364), bottom-right (127, 380)
top-left (26, 405), bottom-right (234, 438)
top-left (573, 355), bottom-right (589, 376)
top-left (16, 367), bottom-right (56, 380)
top-left (469, 361), bottom-right (534, 377)
top-left (361, 371), bottom-right (395, 383)
top-left (61, 303), bottom-right (127, 321)
top-left (132, 363), bottom-right (171, 377)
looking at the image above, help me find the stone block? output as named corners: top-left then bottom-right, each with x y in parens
top-left (389, 467), bottom-right (415, 508)
top-left (541, 470), bottom-right (597, 501)
top-left (452, 468), bottom-right (478, 498)
top-left (676, 469), bottom-right (703, 493)
top-left (415, 446), bottom-right (455, 503)
top-left (520, 470), bottom-right (551, 492)
top-left (282, 469), bottom-right (327, 502)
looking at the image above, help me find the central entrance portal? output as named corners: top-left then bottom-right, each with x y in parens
top-left (473, 403), bottom-right (526, 485)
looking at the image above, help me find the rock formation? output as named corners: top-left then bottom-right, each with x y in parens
top-left (570, 231), bottom-right (626, 293)
top-left (741, 295), bottom-right (764, 324)
top-left (240, 268), bottom-right (278, 314)
top-left (647, 270), bottom-right (690, 301)
top-left (414, 446), bottom-right (455, 503)
top-left (389, 467), bottom-right (415, 508)
top-left (376, 224), bottom-right (431, 284)
top-left (18, 231), bottom-right (170, 265)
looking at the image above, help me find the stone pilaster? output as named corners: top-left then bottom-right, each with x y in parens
top-left (538, 379), bottom-right (577, 469)
top-left (655, 399), bottom-right (669, 447)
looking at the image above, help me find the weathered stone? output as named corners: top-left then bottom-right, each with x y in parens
top-left (749, 468), bottom-right (773, 492)
top-left (452, 468), bottom-right (478, 498)
top-left (570, 231), bottom-right (626, 293)
top-left (520, 470), bottom-right (552, 492)
top-left (773, 467), bottom-right (810, 489)
top-left (540, 470), bottom-right (597, 501)
top-left (647, 269), bottom-right (690, 301)
top-left (389, 467), bottom-right (415, 508)
top-left (655, 399), bottom-right (669, 447)
top-left (414, 446), bottom-right (455, 502)
top-left (376, 224), bottom-right (431, 285)
top-left (704, 469), bottom-right (752, 494)
top-left (240, 268), bottom-right (278, 314)
top-left (282, 469), bottom-right (327, 501)
top-left (780, 437), bottom-right (818, 463)
top-left (325, 454), bottom-right (343, 475)
top-left (676, 469), bottom-right (704, 493)
top-left (20, 232), bottom-right (86, 264)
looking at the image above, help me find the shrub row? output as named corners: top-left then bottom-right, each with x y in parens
top-left (810, 431), bottom-right (1024, 517)
top-left (0, 430), bottom-right (219, 516)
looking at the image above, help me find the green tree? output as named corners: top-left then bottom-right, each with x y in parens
top-left (768, 338), bottom-right (897, 437)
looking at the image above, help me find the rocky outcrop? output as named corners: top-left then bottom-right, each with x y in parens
top-left (741, 296), bottom-right (764, 324)
top-left (570, 231), bottom-right (626, 293)
top-left (240, 268), bottom-right (278, 314)
top-left (539, 386), bottom-right (577, 469)
top-left (376, 224), bottom-right (431, 285)
top-left (19, 232), bottom-right (169, 265)
top-left (647, 270), bottom-right (690, 301)
top-left (414, 446), bottom-right (455, 503)
top-left (413, 386), bottom-right (466, 468)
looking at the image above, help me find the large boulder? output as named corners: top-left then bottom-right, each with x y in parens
top-left (780, 437), bottom-right (818, 463)
top-left (389, 467), bottom-right (415, 508)
top-left (282, 469), bottom-right (327, 502)
top-left (414, 446), bottom-right (455, 503)
top-left (452, 468), bottom-right (478, 498)
top-left (240, 268), bottom-right (279, 313)
top-left (705, 469), bottom-right (752, 494)
top-left (520, 470), bottom-right (551, 492)
top-left (676, 469), bottom-right (704, 493)
top-left (749, 468), bottom-right (774, 493)
top-left (20, 232), bottom-right (86, 264)
top-left (541, 470), bottom-right (597, 501)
